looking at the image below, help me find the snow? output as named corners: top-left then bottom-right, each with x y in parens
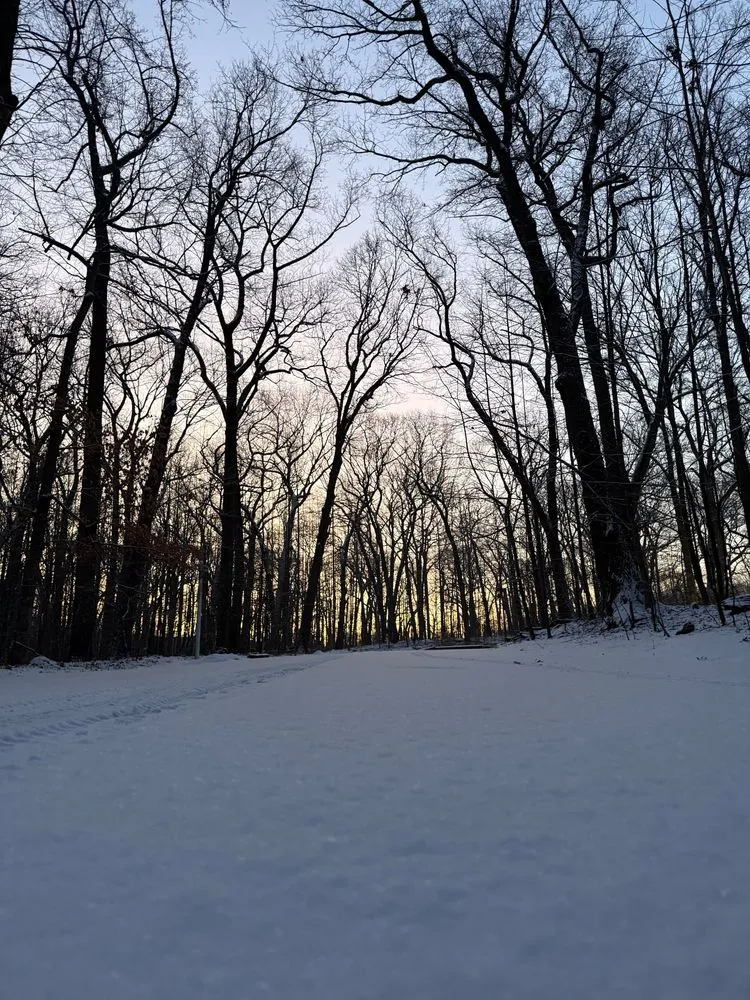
top-left (1, 630), bottom-right (749, 999)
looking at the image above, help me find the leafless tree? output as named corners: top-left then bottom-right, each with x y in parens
top-left (109, 59), bottom-right (342, 654)
top-left (296, 235), bottom-right (421, 651)
top-left (17, 0), bottom-right (186, 657)
top-left (286, 0), bottom-right (674, 616)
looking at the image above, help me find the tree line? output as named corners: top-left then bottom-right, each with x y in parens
top-left (1, 0), bottom-right (749, 662)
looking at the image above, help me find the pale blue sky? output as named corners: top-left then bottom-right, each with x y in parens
top-left (132, 0), bottom-right (279, 86)
top-left (129, 0), bottom-right (670, 90)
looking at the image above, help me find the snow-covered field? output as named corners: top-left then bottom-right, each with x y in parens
top-left (2, 627), bottom-right (749, 999)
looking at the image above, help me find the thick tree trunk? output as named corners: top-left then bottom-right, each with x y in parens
top-left (0, 0), bottom-right (19, 144)
top-left (542, 348), bottom-right (573, 620)
top-left (704, 259), bottom-right (750, 539)
top-left (69, 199), bottom-right (111, 660)
top-left (215, 395), bottom-right (242, 652)
top-left (1, 468), bottom-right (37, 663)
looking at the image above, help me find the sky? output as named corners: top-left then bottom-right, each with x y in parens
top-left (131, 0), bottom-right (670, 87)
top-left (132, 0), bottom-right (279, 88)
top-left (129, 0), bottom-right (444, 414)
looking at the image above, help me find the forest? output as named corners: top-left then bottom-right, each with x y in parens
top-left (1, 0), bottom-right (749, 663)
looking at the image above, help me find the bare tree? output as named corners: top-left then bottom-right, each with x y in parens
top-left (191, 65), bottom-right (353, 652)
top-left (109, 60), bottom-right (339, 654)
top-left (19, 0), bottom-right (186, 657)
top-left (296, 235), bottom-right (421, 651)
top-left (287, 0), bottom-right (672, 616)
top-left (663, 0), bottom-right (750, 540)
top-left (255, 387), bottom-right (330, 653)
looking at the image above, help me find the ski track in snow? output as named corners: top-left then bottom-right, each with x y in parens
top-left (1, 632), bottom-right (749, 1000)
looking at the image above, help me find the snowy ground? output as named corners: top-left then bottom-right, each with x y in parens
top-left (1, 628), bottom-right (749, 999)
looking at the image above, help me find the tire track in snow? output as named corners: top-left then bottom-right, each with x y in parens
top-left (0, 655), bottom-right (340, 751)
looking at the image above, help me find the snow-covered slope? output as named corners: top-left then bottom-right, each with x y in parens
top-left (1, 631), bottom-right (749, 999)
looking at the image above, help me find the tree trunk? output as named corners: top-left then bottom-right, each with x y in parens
top-left (0, 0), bottom-right (19, 144)
top-left (298, 442), bottom-right (344, 652)
top-left (69, 206), bottom-right (111, 659)
top-left (111, 259), bottom-right (211, 655)
top-left (215, 393), bottom-right (242, 652)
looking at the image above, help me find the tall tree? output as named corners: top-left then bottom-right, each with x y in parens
top-left (288, 0), bottom-right (670, 615)
top-left (193, 64), bottom-right (352, 652)
top-left (297, 236), bottom-right (420, 651)
top-left (664, 0), bottom-right (750, 540)
top-left (109, 60), bottom-right (334, 654)
top-left (23, 0), bottom-right (185, 658)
